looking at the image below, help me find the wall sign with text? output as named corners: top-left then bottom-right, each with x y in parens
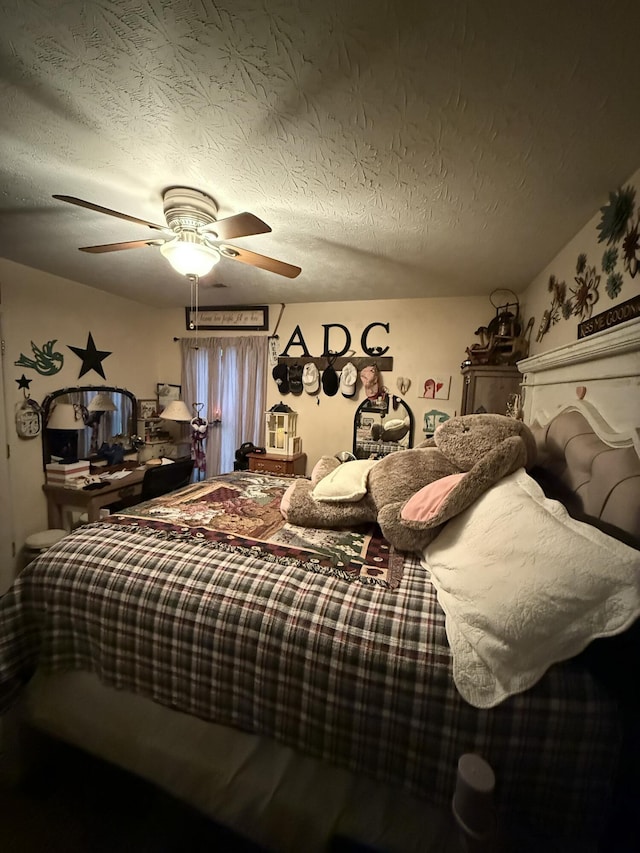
top-left (185, 305), bottom-right (269, 331)
top-left (577, 294), bottom-right (640, 339)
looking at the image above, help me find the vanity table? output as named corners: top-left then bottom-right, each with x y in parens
top-left (40, 385), bottom-right (193, 528)
top-left (42, 468), bottom-right (146, 529)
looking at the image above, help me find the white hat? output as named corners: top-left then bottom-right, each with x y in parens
top-left (302, 362), bottom-right (320, 393)
top-left (340, 361), bottom-right (357, 397)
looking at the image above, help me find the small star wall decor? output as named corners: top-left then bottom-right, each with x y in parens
top-left (67, 332), bottom-right (112, 379)
top-left (16, 374), bottom-right (32, 390)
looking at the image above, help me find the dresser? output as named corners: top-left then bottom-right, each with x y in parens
top-left (460, 365), bottom-right (521, 415)
top-left (248, 452), bottom-right (307, 476)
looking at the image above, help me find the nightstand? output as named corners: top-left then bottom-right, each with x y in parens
top-left (247, 452), bottom-right (307, 476)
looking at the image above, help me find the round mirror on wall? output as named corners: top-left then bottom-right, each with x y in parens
top-left (353, 395), bottom-right (414, 460)
top-left (41, 386), bottom-right (137, 466)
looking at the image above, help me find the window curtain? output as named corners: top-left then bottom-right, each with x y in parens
top-left (180, 336), bottom-right (268, 476)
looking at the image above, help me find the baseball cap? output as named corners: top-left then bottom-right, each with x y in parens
top-left (322, 363), bottom-right (339, 396)
top-left (289, 363), bottom-right (303, 395)
top-left (340, 362), bottom-right (357, 397)
top-left (302, 362), bottom-right (320, 393)
top-left (272, 363), bottom-right (290, 394)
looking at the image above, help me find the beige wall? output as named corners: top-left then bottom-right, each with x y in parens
top-left (0, 259), bottom-right (164, 589)
top-left (522, 166), bottom-right (640, 355)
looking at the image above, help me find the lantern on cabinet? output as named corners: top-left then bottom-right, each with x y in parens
top-left (264, 407), bottom-right (301, 456)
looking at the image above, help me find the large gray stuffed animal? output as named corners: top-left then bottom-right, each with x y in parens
top-left (280, 414), bottom-right (536, 554)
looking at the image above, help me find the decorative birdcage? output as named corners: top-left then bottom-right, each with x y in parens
top-left (264, 409), bottom-right (301, 456)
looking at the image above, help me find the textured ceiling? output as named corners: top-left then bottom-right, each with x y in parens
top-left (1, 0), bottom-right (639, 308)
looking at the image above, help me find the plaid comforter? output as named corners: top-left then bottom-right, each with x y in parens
top-left (0, 474), bottom-right (621, 839)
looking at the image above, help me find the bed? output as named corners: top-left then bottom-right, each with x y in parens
top-left (1, 319), bottom-right (639, 853)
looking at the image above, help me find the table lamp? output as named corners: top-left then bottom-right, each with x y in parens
top-left (159, 400), bottom-right (193, 422)
top-left (159, 399), bottom-right (194, 451)
top-left (87, 392), bottom-right (118, 453)
top-left (46, 403), bottom-right (86, 462)
top-left (88, 392), bottom-right (117, 412)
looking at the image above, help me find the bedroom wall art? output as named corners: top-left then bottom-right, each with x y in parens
top-left (67, 332), bottom-right (112, 379)
top-left (423, 409), bottom-right (450, 436)
top-left (421, 376), bottom-right (451, 400)
top-left (537, 183), bottom-right (639, 342)
top-left (15, 374), bottom-right (32, 390)
top-left (14, 339), bottom-right (63, 375)
top-left (185, 305), bottom-right (269, 331)
top-left (577, 292), bottom-right (640, 338)
top-left (139, 399), bottom-right (158, 420)
top-left (396, 377), bottom-right (411, 395)
top-left (281, 322), bottom-right (390, 358)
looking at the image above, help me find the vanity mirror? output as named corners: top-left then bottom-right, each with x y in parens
top-left (353, 395), bottom-right (414, 459)
top-left (41, 386), bottom-right (137, 466)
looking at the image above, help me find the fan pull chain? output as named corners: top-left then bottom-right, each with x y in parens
top-left (188, 273), bottom-right (200, 349)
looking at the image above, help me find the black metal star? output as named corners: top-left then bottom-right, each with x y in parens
top-left (67, 332), bottom-right (112, 380)
top-left (16, 374), bottom-right (32, 390)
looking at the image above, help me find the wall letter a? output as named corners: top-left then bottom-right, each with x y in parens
top-left (281, 325), bottom-right (311, 357)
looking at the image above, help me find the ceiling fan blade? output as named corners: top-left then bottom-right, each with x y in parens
top-left (53, 195), bottom-right (169, 232)
top-left (200, 212), bottom-right (271, 240)
top-left (219, 245), bottom-right (301, 278)
top-left (79, 239), bottom-right (166, 253)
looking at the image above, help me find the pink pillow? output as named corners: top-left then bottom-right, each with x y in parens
top-left (401, 473), bottom-right (466, 522)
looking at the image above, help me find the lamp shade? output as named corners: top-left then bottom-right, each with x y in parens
top-left (159, 400), bottom-right (193, 422)
top-left (88, 392), bottom-right (117, 412)
top-left (47, 403), bottom-right (86, 430)
top-left (160, 234), bottom-right (220, 277)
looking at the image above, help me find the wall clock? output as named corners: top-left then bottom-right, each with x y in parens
top-left (16, 399), bottom-right (43, 439)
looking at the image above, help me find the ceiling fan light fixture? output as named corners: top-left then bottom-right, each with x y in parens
top-left (54, 188), bottom-right (300, 278)
top-left (160, 234), bottom-right (220, 277)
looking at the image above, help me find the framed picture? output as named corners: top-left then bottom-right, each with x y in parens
top-left (157, 383), bottom-right (181, 412)
top-left (423, 409), bottom-right (450, 435)
top-left (185, 305), bottom-right (269, 331)
top-left (138, 399), bottom-right (158, 420)
top-left (420, 375), bottom-right (451, 400)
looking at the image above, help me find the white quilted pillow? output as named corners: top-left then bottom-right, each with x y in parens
top-left (423, 468), bottom-right (640, 708)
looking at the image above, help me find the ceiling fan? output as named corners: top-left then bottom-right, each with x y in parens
top-left (53, 187), bottom-right (301, 279)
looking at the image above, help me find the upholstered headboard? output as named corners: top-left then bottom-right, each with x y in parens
top-left (518, 318), bottom-right (640, 544)
top-left (529, 409), bottom-right (640, 541)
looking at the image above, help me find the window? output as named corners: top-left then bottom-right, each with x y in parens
top-left (181, 336), bottom-right (268, 476)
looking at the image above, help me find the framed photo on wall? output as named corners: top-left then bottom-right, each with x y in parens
top-left (138, 399), bottom-right (158, 420)
top-left (185, 305), bottom-right (269, 331)
top-left (157, 383), bottom-right (181, 413)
